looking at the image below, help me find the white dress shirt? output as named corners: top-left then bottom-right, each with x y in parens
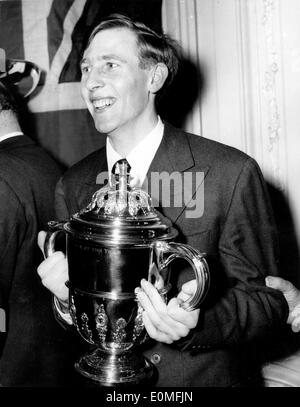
top-left (106, 116), bottom-right (164, 187)
top-left (0, 131), bottom-right (23, 143)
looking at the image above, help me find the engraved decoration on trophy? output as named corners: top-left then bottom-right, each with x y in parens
top-left (44, 159), bottom-right (210, 386)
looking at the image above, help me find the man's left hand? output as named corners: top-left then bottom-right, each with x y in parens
top-left (136, 279), bottom-right (200, 344)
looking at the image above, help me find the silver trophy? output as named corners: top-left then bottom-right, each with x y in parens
top-left (45, 160), bottom-right (209, 386)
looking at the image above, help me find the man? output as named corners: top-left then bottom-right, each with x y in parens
top-left (37, 14), bottom-right (288, 387)
top-left (0, 80), bottom-right (74, 386)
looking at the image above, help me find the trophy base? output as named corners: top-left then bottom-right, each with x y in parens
top-left (74, 348), bottom-right (154, 387)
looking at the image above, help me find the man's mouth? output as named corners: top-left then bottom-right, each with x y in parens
top-left (92, 97), bottom-right (115, 111)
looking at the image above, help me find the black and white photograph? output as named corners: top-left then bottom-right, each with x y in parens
top-left (0, 0), bottom-right (299, 400)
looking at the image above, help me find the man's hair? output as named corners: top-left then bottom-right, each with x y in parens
top-left (0, 81), bottom-right (19, 114)
top-left (85, 14), bottom-right (181, 93)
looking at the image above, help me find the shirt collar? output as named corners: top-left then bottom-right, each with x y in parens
top-left (0, 131), bottom-right (24, 143)
top-left (106, 117), bottom-right (164, 186)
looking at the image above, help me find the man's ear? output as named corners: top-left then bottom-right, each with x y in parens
top-left (149, 63), bottom-right (168, 94)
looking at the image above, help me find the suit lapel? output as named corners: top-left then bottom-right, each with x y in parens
top-left (147, 123), bottom-right (210, 225)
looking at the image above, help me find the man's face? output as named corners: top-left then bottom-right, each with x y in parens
top-left (80, 27), bottom-right (153, 138)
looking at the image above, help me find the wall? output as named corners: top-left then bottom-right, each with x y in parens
top-left (162, 0), bottom-right (300, 285)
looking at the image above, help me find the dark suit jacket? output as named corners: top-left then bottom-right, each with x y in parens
top-left (0, 135), bottom-right (76, 386)
top-left (55, 123), bottom-right (288, 387)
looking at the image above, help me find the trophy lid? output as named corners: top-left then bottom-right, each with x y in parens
top-left (67, 159), bottom-right (177, 245)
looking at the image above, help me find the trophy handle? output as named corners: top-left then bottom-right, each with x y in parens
top-left (43, 220), bottom-right (66, 258)
top-left (152, 241), bottom-right (210, 311)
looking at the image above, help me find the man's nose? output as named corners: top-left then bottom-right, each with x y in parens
top-left (84, 68), bottom-right (105, 91)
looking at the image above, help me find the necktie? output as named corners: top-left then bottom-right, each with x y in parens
top-left (112, 159), bottom-right (140, 188)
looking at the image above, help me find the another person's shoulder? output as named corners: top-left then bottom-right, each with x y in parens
top-left (0, 135), bottom-right (62, 184)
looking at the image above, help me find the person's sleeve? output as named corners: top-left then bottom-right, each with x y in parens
top-left (180, 158), bottom-right (289, 352)
top-left (0, 179), bottom-right (25, 348)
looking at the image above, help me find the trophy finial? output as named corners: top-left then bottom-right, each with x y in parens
top-left (113, 159), bottom-right (131, 215)
top-left (82, 158), bottom-right (152, 218)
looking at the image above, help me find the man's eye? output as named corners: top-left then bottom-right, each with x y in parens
top-left (106, 62), bottom-right (117, 70)
top-left (81, 65), bottom-right (90, 74)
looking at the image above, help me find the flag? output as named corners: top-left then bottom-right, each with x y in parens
top-left (0, 0), bottom-right (162, 167)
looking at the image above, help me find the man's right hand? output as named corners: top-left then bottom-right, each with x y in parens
top-left (37, 231), bottom-right (69, 303)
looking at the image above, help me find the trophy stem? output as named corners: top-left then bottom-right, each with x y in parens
top-left (74, 347), bottom-right (153, 387)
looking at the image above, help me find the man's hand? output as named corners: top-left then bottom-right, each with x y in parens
top-left (266, 276), bottom-right (300, 332)
top-left (37, 231), bottom-right (69, 304)
top-left (136, 278), bottom-right (199, 344)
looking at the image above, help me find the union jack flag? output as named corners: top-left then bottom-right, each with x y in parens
top-left (0, 0), bottom-right (162, 167)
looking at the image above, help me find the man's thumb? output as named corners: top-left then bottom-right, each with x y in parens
top-left (177, 280), bottom-right (196, 303)
top-left (181, 279), bottom-right (197, 295)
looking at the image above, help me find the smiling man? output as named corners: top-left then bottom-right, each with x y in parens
top-left (37, 14), bottom-right (288, 387)
top-left (80, 22), bottom-right (168, 156)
